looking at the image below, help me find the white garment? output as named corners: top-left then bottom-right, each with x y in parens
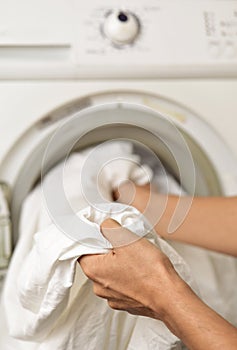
top-left (1, 141), bottom-right (196, 350)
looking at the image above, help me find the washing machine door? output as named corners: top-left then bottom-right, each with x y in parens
top-left (1, 90), bottom-right (237, 275)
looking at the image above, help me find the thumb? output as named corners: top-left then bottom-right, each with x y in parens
top-left (101, 218), bottom-right (140, 248)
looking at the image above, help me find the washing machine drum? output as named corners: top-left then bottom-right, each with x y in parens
top-left (1, 92), bottom-right (237, 249)
top-left (1, 92), bottom-right (237, 330)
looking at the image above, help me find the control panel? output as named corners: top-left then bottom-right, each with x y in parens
top-left (0, 0), bottom-right (236, 78)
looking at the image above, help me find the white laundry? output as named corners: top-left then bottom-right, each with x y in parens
top-left (0, 141), bottom-right (197, 350)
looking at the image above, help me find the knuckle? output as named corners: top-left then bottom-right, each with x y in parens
top-left (108, 300), bottom-right (119, 310)
top-left (93, 284), bottom-right (105, 298)
top-left (108, 300), bottom-right (124, 311)
top-left (101, 280), bottom-right (111, 290)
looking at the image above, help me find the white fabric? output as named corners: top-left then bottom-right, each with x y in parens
top-left (0, 141), bottom-right (196, 350)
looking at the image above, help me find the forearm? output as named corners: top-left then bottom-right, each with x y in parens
top-left (155, 195), bottom-right (237, 256)
top-left (116, 182), bottom-right (237, 255)
top-left (150, 277), bottom-right (237, 350)
top-left (119, 183), bottom-right (237, 256)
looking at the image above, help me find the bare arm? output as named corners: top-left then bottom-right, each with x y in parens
top-left (161, 277), bottom-right (237, 350)
top-left (115, 183), bottom-right (237, 256)
top-left (80, 219), bottom-right (237, 350)
top-left (157, 195), bottom-right (237, 256)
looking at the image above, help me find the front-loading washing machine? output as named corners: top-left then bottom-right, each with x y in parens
top-left (0, 0), bottom-right (237, 347)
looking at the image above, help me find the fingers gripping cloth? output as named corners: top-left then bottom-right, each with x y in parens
top-left (1, 142), bottom-right (196, 350)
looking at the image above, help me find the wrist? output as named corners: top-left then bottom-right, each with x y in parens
top-left (161, 279), bottom-right (194, 334)
top-left (142, 261), bottom-right (189, 321)
top-left (155, 277), bottom-right (201, 339)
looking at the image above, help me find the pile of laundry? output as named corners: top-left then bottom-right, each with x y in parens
top-left (0, 141), bottom-right (236, 350)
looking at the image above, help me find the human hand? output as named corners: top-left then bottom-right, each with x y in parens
top-left (79, 218), bottom-right (186, 321)
top-left (113, 182), bottom-right (167, 231)
top-left (113, 182), bottom-right (151, 212)
top-left (80, 219), bottom-right (237, 350)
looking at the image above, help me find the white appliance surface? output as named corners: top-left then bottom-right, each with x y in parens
top-left (1, 80), bottom-right (237, 163)
top-left (0, 0), bottom-right (237, 346)
top-left (0, 0), bottom-right (237, 78)
top-left (0, 0), bottom-right (236, 161)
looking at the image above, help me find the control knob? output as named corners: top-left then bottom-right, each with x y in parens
top-left (103, 10), bottom-right (140, 46)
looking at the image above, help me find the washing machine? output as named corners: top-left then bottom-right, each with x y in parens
top-left (1, 0), bottom-right (237, 345)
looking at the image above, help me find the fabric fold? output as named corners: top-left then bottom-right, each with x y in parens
top-left (1, 141), bottom-right (195, 350)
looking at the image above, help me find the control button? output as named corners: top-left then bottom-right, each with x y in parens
top-left (102, 10), bottom-right (140, 46)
